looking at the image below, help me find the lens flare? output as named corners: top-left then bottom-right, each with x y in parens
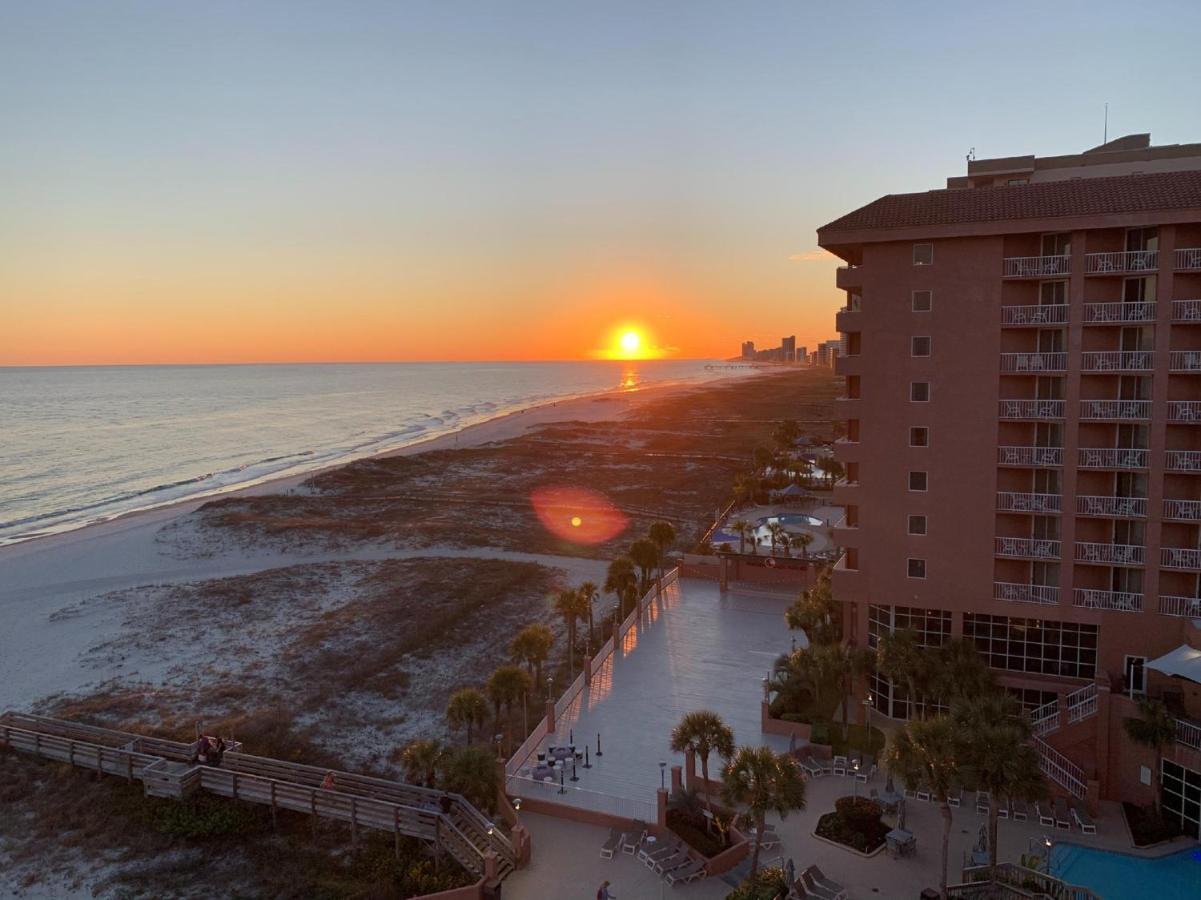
top-left (530, 486), bottom-right (629, 545)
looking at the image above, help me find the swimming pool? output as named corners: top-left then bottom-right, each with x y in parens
top-left (759, 514), bottom-right (825, 527)
top-left (1051, 842), bottom-right (1201, 899)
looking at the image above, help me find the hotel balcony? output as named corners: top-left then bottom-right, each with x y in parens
top-left (1084, 250), bottom-right (1158, 275)
top-left (1079, 399), bottom-right (1150, 421)
top-left (1175, 248), bottom-right (1201, 272)
top-left (997, 491), bottom-right (1062, 513)
top-left (835, 307), bottom-right (859, 333)
top-left (1000, 352), bottom-right (1067, 374)
top-left (1083, 301), bottom-right (1157, 324)
top-left (1166, 450), bottom-right (1201, 473)
top-left (1170, 351), bottom-right (1201, 373)
top-left (993, 582), bottom-right (1060, 606)
top-left (1172, 299), bottom-right (1201, 323)
top-left (998, 399), bottom-right (1064, 420)
top-left (1161, 547), bottom-right (1201, 570)
top-left (1076, 495), bottom-right (1147, 518)
top-left (833, 355), bottom-right (856, 376)
top-left (1168, 401), bottom-right (1201, 423)
top-left (998, 446), bottom-right (1063, 467)
top-left (1078, 447), bottom-right (1149, 469)
top-left (995, 536), bottom-right (1060, 560)
top-left (835, 266), bottom-right (863, 290)
top-left (1163, 499), bottom-right (1201, 522)
top-left (1073, 588), bottom-right (1143, 613)
top-left (1001, 304), bottom-right (1068, 326)
top-left (1075, 541), bottom-right (1144, 566)
top-left (1176, 718), bottom-right (1201, 752)
top-left (1080, 350), bottom-right (1154, 372)
top-left (1159, 595), bottom-right (1201, 618)
top-left (1003, 255), bottom-right (1071, 279)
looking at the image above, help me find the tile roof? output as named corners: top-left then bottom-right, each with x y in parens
top-left (819, 170), bottom-right (1201, 236)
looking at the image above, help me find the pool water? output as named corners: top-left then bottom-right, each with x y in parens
top-left (759, 514), bottom-right (825, 527)
top-left (1051, 843), bottom-right (1201, 899)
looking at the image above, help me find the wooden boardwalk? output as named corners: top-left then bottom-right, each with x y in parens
top-left (0, 712), bottom-right (514, 883)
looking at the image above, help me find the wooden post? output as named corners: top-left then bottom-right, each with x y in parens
top-left (68, 741), bottom-right (75, 767)
top-left (350, 798), bottom-right (358, 849)
top-left (232, 772), bottom-right (239, 801)
top-left (394, 808), bottom-right (401, 859)
top-left (126, 752), bottom-right (133, 781)
top-left (311, 791), bottom-right (318, 840)
top-left (34, 733), bottom-right (40, 757)
top-left (270, 782), bottom-right (278, 831)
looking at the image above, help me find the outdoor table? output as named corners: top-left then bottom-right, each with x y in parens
top-left (886, 828), bottom-right (916, 858)
top-left (547, 746), bottom-right (573, 761)
top-left (879, 790), bottom-right (903, 812)
top-left (532, 765), bottom-right (555, 781)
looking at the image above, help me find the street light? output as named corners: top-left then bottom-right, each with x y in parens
top-left (862, 696), bottom-right (873, 755)
top-left (513, 798), bottom-right (522, 825)
top-left (659, 761), bottom-right (667, 790)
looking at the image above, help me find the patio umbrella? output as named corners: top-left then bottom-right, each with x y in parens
top-left (976, 824), bottom-right (988, 853)
top-left (897, 797), bottom-right (907, 831)
top-left (885, 773), bottom-right (895, 793)
top-left (789, 733), bottom-right (797, 753)
top-left (785, 858), bottom-right (795, 886)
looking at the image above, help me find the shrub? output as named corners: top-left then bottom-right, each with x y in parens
top-left (815, 795), bottom-right (889, 855)
top-left (834, 796), bottom-right (882, 833)
top-left (667, 807), bottom-right (731, 858)
top-left (1123, 802), bottom-right (1185, 847)
top-left (725, 866), bottom-right (787, 900)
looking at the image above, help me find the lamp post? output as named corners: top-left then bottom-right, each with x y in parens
top-left (852, 758), bottom-right (860, 799)
top-left (659, 761), bottom-right (667, 790)
top-left (1043, 836), bottom-right (1054, 877)
top-left (862, 696), bottom-right (873, 755)
top-left (513, 798), bottom-right (522, 826)
top-left (546, 675), bottom-right (553, 702)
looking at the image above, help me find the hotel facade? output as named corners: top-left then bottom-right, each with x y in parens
top-left (819, 135), bottom-right (1201, 836)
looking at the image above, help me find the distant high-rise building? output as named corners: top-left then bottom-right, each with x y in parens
top-left (741, 340), bottom-right (756, 359)
top-left (797, 346), bottom-right (808, 366)
top-left (782, 335), bottom-right (796, 362)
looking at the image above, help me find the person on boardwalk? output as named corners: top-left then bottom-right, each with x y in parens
top-left (209, 736), bottom-right (226, 767)
top-left (195, 735), bottom-right (211, 765)
top-left (321, 770), bottom-right (337, 790)
top-left (596, 880), bottom-right (615, 900)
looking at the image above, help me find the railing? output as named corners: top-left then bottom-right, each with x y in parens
top-left (998, 399), bottom-right (1064, 420)
top-left (1032, 735), bottom-right (1087, 798)
top-left (956, 863), bottom-right (1102, 900)
top-left (995, 537), bottom-right (1060, 560)
top-left (1000, 352), bottom-right (1067, 373)
top-left (1078, 399), bottom-right (1150, 420)
top-left (1075, 541), bottom-right (1144, 565)
top-left (1067, 683), bottom-right (1099, 723)
top-left (1030, 698), bottom-right (1060, 736)
top-left (1078, 447), bottom-right (1148, 469)
top-left (1075, 495), bottom-right (1147, 517)
top-left (1085, 249), bottom-right (1158, 274)
top-left (1073, 588), bottom-right (1143, 612)
top-left (1176, 718), bottom-right (1201, 751)
top-left (1080, 350), bottom-right (1153, 371)
top-left (1159, 595), bottom-right (1201, 618)
top-left (1163, 498), bottom-right (1201, 521)
top-left (1083, 301), bottom-right (1157, 323)
top-left (1003, 255), bottom-right (1070, 278)
top-left (1168, 401), bottom-right (1201, 422)
top-left (1161, 547), bottom-right (1201, 570)
top-left (505, 774), bottom-right (656, 823)
top-left (1001, 304), bottom-right (1068, 326)
top-left (993, 582), bottom-right (1059, 606)
top-left (1170, 350), bottom-right (1201, 372)
top-left (1175, 248), bottom-right (1201, 272)
top-left (1172, 299), bottom-right (1201, 322)
top-left (1166, 450), bottom-right (1201, 472)
top-left (997, 492), bottom-right (1061, 513)
top-left (999, 446), bottom-right (1063, 467)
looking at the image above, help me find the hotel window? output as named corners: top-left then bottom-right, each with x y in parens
top-left (1161, 760), bottom-right (1201, 837)
top-left (909, 471), bottom-right (927, 492)
top-left (907, 558), bottom-right (926, 579)
top-left (1039, 281), bottom-right (1067, 305)
top-left (911, 336), bottom-right (932, 357)
top-left (1124, 655), bottom-right (1146, 696)
top-left (847, 375), bottom-right (861, 399)
top-left (1007, 178), bottom-right (1028, 186)
top-left (910, 381), bottom-right (930, 402)
top-left (867, 604), bottom-right (950, 649)
top-left (1005, 687), bottom-right (1057, 715)
top-left (907, 514), bottom-right (927, 535)
top-left (1126, 227), bottom-right (1159, 254)
top-left (963, 613), bottom-right (1098, 679)
top-left (1041, 233), bottom-right (1071, 257)
top-left (909, 426), bottom-right (929, 447)
top-left (912, 290), bottom-right (932, 312)
top-left (1123, 277), bottom-right (1156, 303)
top-left (913, 243), bottom-right (933, 266)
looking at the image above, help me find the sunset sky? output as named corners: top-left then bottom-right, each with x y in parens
top-left (3, 1), bottom-right (1201, 365)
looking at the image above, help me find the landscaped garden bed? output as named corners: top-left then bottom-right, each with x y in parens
top-left (667, 806), bottom-right (735, 857)
top-left (1122, 801), bottom-right (1185, 847)
top-left (814, 796), bottom-right (889, 855)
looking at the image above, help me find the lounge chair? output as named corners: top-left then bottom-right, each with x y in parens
top-left (800, 869), bottom-right (844, 900)
top-left (947, 786), bottom-right (962, 808)
top-left (600, 827), bottom-right (620, 859)
top-left (1071, 799), bottom-right (1096, 835)
top-left (621, 828), bottom-right (645, 855)
top-left (903, 781), bottom-right (918, 800)
top-left (804, 866), bottom-right (848, 900)
top-left (664, 858), bottom-right (706, 885)
top-left (753, 828), bottom-right (780, 851)
top-left (998, 800), bottom-right (1010, 820)
top-left (976, 791), bottom-right (991, 815)
top-left (1037, 801), bottom-right (1055, 827)
top-left (916, 782), bottom-right (931, 802)
top-left (832, 755), bottom-right (848, 776)
top-left (1011, 798), bottom-right (1029, 822)
top-left (1054, 797), bottom-right (1072, 831)
top-left (653, 848), bottom-right (691, 875)
top-left (642, 840), bottom-right (681, 869)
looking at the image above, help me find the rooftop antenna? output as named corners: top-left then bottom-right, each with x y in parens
top-left (1104, 102), bottom-right (1108, 144)
top-left (966, 146), bottom-right (975, 162)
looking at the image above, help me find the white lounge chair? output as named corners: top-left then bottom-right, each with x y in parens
top-left (642, 840), bottom-right (681, 869)
top-left (976, 791), bottom-right (991, 815)
top-left (1037, 801), bottom-right (1055, 827)
top-left (832, 755), bottom-right (848, 776)
top-left (654, 848), bottom-right (691, 875)
top-left (804, 865), bottom-right (848, 900)
top-left (1071, 799), bottom-right (1096, 835)
top-left (947, 786), bottom-right (962, 808)
top-left (600, 827), bottom-right (620, 859)
top-left (1054, 797), bottom-right (1072, 831)
top-left (621, 828), bottom-right (645, 855)
top-left (800, 868), bottom-right (846, 900)
top-left (1011, 798), bottom-right (1029, 821)
top-left (664, 858), bottom-right (706, 885)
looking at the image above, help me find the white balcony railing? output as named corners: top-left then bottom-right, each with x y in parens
top-left (1033, 735), bottom-right (1087, 798)
top-left (1081, 350), bottom-right (1154, 371)
top-left (999, 399), bottom-right (1064, 420)
top-left (998, 492), bottom-right (1062, 513)
top-left (999, 446), bottom-right (1063, 467)
top-left (1079, 399), bottom-right (1150, 420)
top-left (1170, 351), bottom-right (1201, 372)
top-left (1166, 450), bottom-right (1201, 472)
top-left (1175, 248), bottom-right (1201, 272)
top-left (1176, 718), bottom-right (1201, 751)
top-left (1001, 304), bottom-right (1069, 326)
top-left (1161, 547), bottom-right (1201, 570)
top-left (1169, 401), bottom-right (1201, 423)
top-left (993, 582), bottom-right (1060, 606)
top-left (1083, 302), bottom-right (1156, 324)
top-left (1076, 495), bottom-right (1147, 518)
top-left (1163, 499), bottom-right (1201, 521)
top-left (1172, 299), bottom-right (1201, 322)
top-left (1078, 447), bottom-right (1149, 469)
top-left (1073, 588), bottom-right (1143, 612)
top-left (1030, 699), bottom-right (1061, 737)
top-left (996, 537), bottom-right (1061, 560)
top-left (1066, 683), bottom-right (1100, 723)
top-left (1000, 352), bottom-right (1068, 373)
top-left (1085, 250), bottom-right (1158, 274)
top-left (1075, 542), bottom-right (1144, 565)
top-left (1003, 255), bottom-right (1071, 278)
top-left (1159, 595), bottom-right (1201, 618)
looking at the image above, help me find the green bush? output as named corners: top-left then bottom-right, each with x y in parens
top-left (834, 796), bottom-right (882, 833)
top-left (152, 796), bottom-right (264, 838)
top-left (815, 796), bottom-right (889, 855)
top-left (667, 807), bottom-right (732, 858)
top-left (725, 866), bottom-right (787, 900)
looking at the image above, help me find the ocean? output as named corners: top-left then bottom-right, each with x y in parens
top-left (0, 360), bottom-right (735, 547)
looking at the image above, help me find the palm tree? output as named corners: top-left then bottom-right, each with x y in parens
top-left (876, 629), bottom-right (930, 720)
top-left (604, 556), bottom-right (639, 618)
top-left (932, 639), bottom-right (995, 709)
top-left (730, 518), bottom-right (752, 555)
top-left (487, 665), bottom-right (533, 745)
top-left (953, 693), bottom-right (1046, 867)
top-left (771, 419), bottom-right (800, 452)
top-left (785, 566), bottom-right (838, 644)
top-left (721, 746), bottom-right (806, 879)
top-left (648, 520), bottom-right (677, 580)
top-left (446, 687), bottom-right (488, 744)
top-left (628, 539), bottom-right (659, 593)
top-left (553, 588), bottom-right (589, 680)
top-left (752, 445), bottom-right (775, 472)
top-left (577, 581), bottom-right (599, 649)
top-left (400, 738), bottom-right (444, 788)
top-left (732, 472), bottom-right (759, 507)
top-left (1123, 698), bottom-right (1178, 816)
top-left (885, 717), bottom-right (961, 899)
top-left (509, 623), bottom-right (554, 686)
top-left (438, 745), bottom-right (499, 813)
top-left (766, 522), bottom-right (786, 557)
top-left (670, 711), bottom-right (735, 822)
top-left (791, 530), bottom-right (814, 559)
top-left (839, 645), bottom-right (876, 741)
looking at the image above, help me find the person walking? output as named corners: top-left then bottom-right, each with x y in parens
top-left (596, 880), bottom-right (615, 900)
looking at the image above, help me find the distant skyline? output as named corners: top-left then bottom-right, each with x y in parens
top-left (3, 1), bottom-right (1201, 365)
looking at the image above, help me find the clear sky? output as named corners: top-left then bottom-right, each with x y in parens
top-left (3, 0), bottom-right (1201, 365)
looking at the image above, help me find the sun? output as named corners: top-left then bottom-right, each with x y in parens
top-left (619, 331), bottom-right (641, 354)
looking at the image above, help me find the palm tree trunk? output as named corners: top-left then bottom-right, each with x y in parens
top-left (988, 803), bottom-right (999, 868)
top-left (587, 609), bottom-right (594, 650)
top-left (568, 620), bottom-right (576, 679)
top-left (750, 810), bottom-right (765, 879)
top-left (466, 721), bottom-right (473, 745)
top-left (939, 801), bottom-right (952, 900)
top-left (1153, 750), bottom-right (1163, 816)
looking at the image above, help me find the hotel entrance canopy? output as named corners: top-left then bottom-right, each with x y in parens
top-left (1146, 644), bottom-right (1201, 684)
